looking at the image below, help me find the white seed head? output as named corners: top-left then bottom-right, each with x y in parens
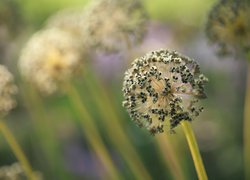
top-left (122, 49), bottom-right (208, 135)
top-left (46, 8), bottom-right (86, 40)
top-left (0, 163), bottom-right (43, 180)
top-left (206, 0), bottom-right (250, 56)
top-left (0, 65), bottom-right (17, 116)
top-left (19, 28), bottom-right (82, 95)
top-left (82, 0), bottom-right (147, 52)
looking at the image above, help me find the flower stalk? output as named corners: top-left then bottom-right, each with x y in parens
top-left (0, 120), bottom-right (36, 180)
top-left (181, 120), bottom-right (208, 180)
top-left (244, 63), bottom-right (250, 179)
top-left (64, 82), bottom-right (121, 180)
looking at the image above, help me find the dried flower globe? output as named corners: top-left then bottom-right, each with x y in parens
top-left (0, 65), bottom-right (17, 116)
top-left (82, 0), bottom-right (147, 52)
top-left (19, 28), bottom-right (82, 95)
top-left (122, 49), bottom-right (208, 135)
top-left (0, 163), bottom-right (43, 180)
top-left (206, 0), bottom-right (250, 56)
top-left (46, 8), bottom-right (86, 40)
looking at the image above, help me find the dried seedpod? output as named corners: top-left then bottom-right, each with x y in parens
top-left (0, 65), bottom-right (17, 116)
top-left (82, 0), bottom-right (148, 52)
top-left (206, 0), bottom-right (250, 57)
top-left (19, 28), bottom-right (83, 95)
top-left (122, 49), bottom-right (208, 135)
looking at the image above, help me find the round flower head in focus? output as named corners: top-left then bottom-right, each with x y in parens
top-left (122, 49), bottom-right (208, 135)
top-left (0, 65), bottom-right (17, 116)
top-left (206, 0), bottom-right (250, 56)
top-left (19, 28), bottom-right (82, 95)
top-left (82, 0), bottom-right (147, 52)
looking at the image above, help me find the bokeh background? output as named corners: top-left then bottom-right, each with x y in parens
top-left (0, 0), bottom-right (246, 179)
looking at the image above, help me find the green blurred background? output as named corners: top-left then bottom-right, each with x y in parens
top-left (0, 0), bottom-right (246, 179)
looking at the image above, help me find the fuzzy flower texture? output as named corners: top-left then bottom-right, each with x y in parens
top-left (123, 50), bottom-right (208, 135)
top-left (0, 65), bottom-right (17, 116)
top-left (82, 0), bottom-right (147, 52)
top-left (206, 0), bottom-right (250, 56)
top-left (19, 28), bottom-right (82, 94)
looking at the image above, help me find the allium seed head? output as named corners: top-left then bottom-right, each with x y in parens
top-left (206, 0), bottom-right (250, 56)
top-left (19, 28), bottom-right (82, 95)
top-left (122, 49), bottom-right (208, 135)
top-left (0, 65), bottom-right (17, 116)
top-left (82, 0), bottom-right (147, 52)
top-left (46, 8), bottom-right (86, 40)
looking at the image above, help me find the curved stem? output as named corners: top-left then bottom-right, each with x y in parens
top-left (83, 71), bottom-right (152, 180)
top-left (0, 120), bottom-right (36, 180)
top-left (181, 120), bottom-right (208, 180)
top-left (244, 63), bottom-right (250, 179)
top-left (64, 82), bottom-right (121, 180)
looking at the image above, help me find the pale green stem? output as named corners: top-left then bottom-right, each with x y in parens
top-left (244, 63), bottom-right (250, 180)
top-left (0, 120), bottom-right (36, 180)
top-left (83, 71), bottom-right (152, 180)
top-left (181, 121), bottom-right (208, 180)
top-left (21, 82), bottom-right (71, 180)
top-left (156, 133), bottom-right (186, 180)
top-left (64, 82), bottom-right (121, 180)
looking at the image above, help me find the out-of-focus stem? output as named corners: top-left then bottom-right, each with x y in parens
top-left (244, 63), bottom-right (250, 179)
top-left (64, 82), bottom-right (121, 180)
top-left (155, 133), bottom-right (186, 180)
top-left (181, 121), bottom-right (208, 180)
top-left (83, 71), bottom-right (152, 180)
top-left (0, 120), bottom-right (36, 180)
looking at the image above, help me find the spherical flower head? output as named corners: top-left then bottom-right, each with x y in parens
top-left (82, 0), bottom-right (147, 52)
top-left (0, 65), bottom-right (17, 116)
top-left (19, 28), bottom-right (82, 95)
top-left (122, 49), bottom-right (208, 135)
top-left (46, 8), bottom-right (86, 39)
top-left (206, 0), bottom-right (250, 57)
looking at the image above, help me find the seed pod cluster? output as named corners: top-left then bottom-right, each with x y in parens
top-left (123, 49), bottom-right (208, 135)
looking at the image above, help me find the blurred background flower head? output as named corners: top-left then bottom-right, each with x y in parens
top-left (0, 65), bottom-right (17, 116)
top-left (18, 28), bottom-right (83, 95)
top-left (206, 0), bottom-right (250, 57)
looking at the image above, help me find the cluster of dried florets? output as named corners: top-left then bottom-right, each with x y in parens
top-left (19, 28), bottom-right (82, 95)
top-left (206, 0), bottom-right (250, 56)
top-left (122, 49), bottom-right (208, 135)
top-left (0, 65), bottom-right (17, 116)
top-left (0, 163), bottom-right (43, 180)
top-left (82, 0), bottom-right (147, 52)
top-left (46, 8), bottom-right (86, 40)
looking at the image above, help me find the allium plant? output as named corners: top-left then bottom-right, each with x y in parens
top-left (82, 0), bottom-right (147, 52)
top-left (0, 65), bottom-right (35, 179)
top-left (206, 0), bottom-right (250, 178)
top-left (19, 28), bottom-right (82, 95)
top-left (123, 49), bottom-right (208, 180)
top-left (206, 0), bottom-right (250, 57)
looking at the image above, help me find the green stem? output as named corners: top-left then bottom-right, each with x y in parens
top-left (181, 120), bottom-right (208, 180)
top-left (64, 82), bottom-right (121, 180)
top-left (244, 63), bottom-right (250, 179)
top-left (21, 82), bottom-right (71, 180)
top-left (82, 71), bottom-right (152, 180)
top-left (0, 120), bottom-right (36, 180)
top-left (156, 133), bottom-right (186, 180)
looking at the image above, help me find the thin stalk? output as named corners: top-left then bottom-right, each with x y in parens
top-left (82, 71), bottom-right (152, 180)
top-left (244, 63), bottom-right (250, 179)
top-left (20, 82), bottom-right (71, 180)
top-left (181, 120), bottom-right (208, 180)
top-left (64, 82), bottom-right (121, 180)
top-left (155, 133), bottom-right (186, 180)
top-left (0, 120), bottom-right (36, 180)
